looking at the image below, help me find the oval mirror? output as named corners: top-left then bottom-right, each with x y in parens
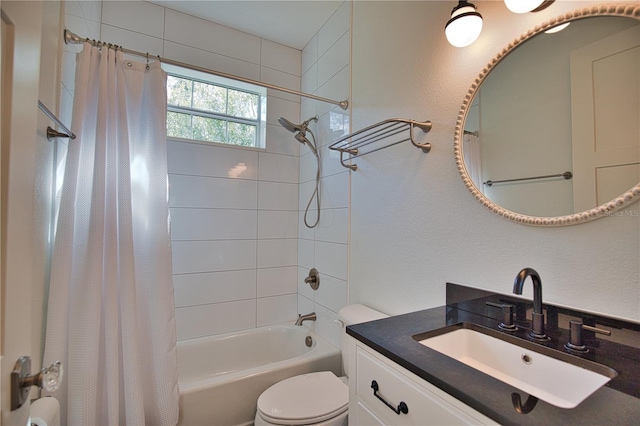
top-left (454, 4), bottom-right (640, 226)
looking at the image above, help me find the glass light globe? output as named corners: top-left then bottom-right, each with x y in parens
top-left (445, 3), bottom-right (483, 48)
top-left (504, 0), bottom-right (545, 14)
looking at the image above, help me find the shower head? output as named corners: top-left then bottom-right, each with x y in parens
top-left (278, 117), bottom-right (301, 133)
top-left (278, 115), bottom-right (318, 134)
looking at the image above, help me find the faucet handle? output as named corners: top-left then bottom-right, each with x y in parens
top-left (486, 302), bottom-right (517, 331)
top-left (565, 320), bottom-right (611, 353)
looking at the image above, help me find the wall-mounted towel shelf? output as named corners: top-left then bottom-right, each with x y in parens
top-left (329, 118), bottom-right (432, 171)
top-left (484, 171), bottom-right (573, 187)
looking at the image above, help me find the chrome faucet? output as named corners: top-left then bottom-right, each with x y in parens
top-left (295, 312), bottom-right (317, 326)
top-left (513, 268), bottom-right (546, 340)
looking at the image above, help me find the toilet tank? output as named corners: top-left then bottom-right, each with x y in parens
top-left (338, 304), bottom-right (388, 377)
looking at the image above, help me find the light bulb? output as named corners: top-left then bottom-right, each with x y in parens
top-left (504, 0), bottom-right (545, 14)
top-left (445, 1), bottom-right (483, 48)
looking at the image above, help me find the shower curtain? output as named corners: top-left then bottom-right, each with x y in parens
top-left (43, 43), bottom-right (179, 425)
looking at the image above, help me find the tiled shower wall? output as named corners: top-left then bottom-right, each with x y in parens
top-left (296, 2), bottom-right (351, 349)
top-left (60, 0), bottom-right (351, 345)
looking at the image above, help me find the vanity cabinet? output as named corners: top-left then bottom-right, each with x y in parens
top-left (348, 342), bottom-right (497, 425)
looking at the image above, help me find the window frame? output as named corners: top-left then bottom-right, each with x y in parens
top-left (163, 63), bottom-right (267, 150)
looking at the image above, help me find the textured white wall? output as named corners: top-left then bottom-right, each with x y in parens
top-left (350, 1), bottom-right (640, 321)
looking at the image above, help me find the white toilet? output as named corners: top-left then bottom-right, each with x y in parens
top-left (254, 304), bottom-right (388, 426)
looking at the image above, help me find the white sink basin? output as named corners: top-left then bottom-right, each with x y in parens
top-left (416, 324), bottom-right (617, 409)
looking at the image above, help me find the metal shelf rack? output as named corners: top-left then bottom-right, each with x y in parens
top-left (329, 118), bottom-right (432, 171)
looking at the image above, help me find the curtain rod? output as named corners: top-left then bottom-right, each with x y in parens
top-left (64, 30), bottom-right (349, 110)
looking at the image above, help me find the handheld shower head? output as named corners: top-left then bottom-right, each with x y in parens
top-left (295, 132), bottom-right (318, 156)
top-left (278, 116), bottom-right (318, 134)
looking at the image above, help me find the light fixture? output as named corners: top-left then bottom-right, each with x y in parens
top-left (504, 0), bottom-right (545, 14)
top-left (445, 1), bottom-right (483, 48)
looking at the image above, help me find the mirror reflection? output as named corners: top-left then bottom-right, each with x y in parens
top-left (462, 16), bottom-right (639, 218)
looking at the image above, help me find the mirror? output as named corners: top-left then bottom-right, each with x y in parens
top-left (454, 4), bottom-right (640, 226)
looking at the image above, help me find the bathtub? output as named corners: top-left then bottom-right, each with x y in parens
top-left (177, 324), bottom-right (342, 426)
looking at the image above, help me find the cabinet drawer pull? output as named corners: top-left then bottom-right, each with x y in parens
top-left (371, 380), bottom-right (409, 415)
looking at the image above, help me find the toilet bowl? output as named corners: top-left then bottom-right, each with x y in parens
top-left (254, 305), bottom-right (387, 426)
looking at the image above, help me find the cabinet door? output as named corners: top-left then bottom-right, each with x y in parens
top-left (355, 346), bottom-right (497, 426)
top-left (352, 400), bottom-right (386, 426)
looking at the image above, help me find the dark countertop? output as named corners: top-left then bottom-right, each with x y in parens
top-left (347, 305), bottom-right (640, 425)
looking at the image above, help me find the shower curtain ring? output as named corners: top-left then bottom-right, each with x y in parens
top-left (146, 53), bottom-right (150, 70)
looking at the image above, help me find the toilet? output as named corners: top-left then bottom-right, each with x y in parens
top-left (254, 304), bottom-right (388, 426)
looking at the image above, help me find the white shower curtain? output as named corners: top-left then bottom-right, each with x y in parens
top-left (43, 43), bottom-right (179, 425)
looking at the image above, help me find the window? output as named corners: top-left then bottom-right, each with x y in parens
top-left (164, 64), bottom-right (266, 148)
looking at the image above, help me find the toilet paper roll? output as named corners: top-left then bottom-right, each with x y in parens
top-left (30, 397), bottom-right (60, 426)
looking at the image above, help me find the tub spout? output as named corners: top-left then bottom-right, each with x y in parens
top-left (295, 312), bottom-right (317, 326)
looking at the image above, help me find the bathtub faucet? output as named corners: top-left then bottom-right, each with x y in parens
top-left (295, 312), bottom-right (317, 326)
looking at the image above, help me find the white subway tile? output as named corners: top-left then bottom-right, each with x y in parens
top-left (257, 294), bottom-right (298, 326)
top-left (320, 171), bottom-right (349, 209)
top-left (258, 181), bottom-right (298, 210)
top-left (301, 99), bottom-right (319, 128)
top-left (258, 210), bottom-right (298, 239)
top-left (301, 63), bottom-right (318, 95)
top-left (315, 241), bottom-right (347, 280)
top-left (266, 96), bottom-right (300, 127)
top-left (319, 139), bottom-right (347, 177)
top-left (176, 299), bottom-right (256, 340)
top-left (314, 274), bottom-right (347, 313)
top-left (88, 1), bottom-right (102, 23)
top-left (167, 141), bottom-right (259, 180)
top-left (316, 65), bottom-right (350, 118)
top-left (258, 152), bottom-right (299, 184)
top-left (169, 175), bottom-right (257, 209)
top-left (65, 1), bottom-right (83, 19)
top-left (313, 303), bottom-right (342, 348)
top-left (164, 9), bottom-right (261, 64)
top-left (61, 50), bottom-right (77, 96)
top-left (318, 32), bottom-right (350, 88)
top-left (299, 180), bottom-right (317, 211)
top-left (257, 266), bottom-right (298, 297)
top-left (297, 267), bottom-right (315, 300)
top-left (172, 240), bottom-right (257, 274)
top-left (86, 17), bottom-right (101, 41)
top-left (173, 269), bottom-right (257, 307)
top-left (264, 71), bottom-right (300, 103)
top-left (261, 39), bottom-right (301, 76)
top-left (318, 2), bottom-right (350, 57)
top-left (319, 109), bottom-right (349, 149)
top-left (302, 34), bottom-right (318, 74)
top-left (257, 239), bottom-right (297, 268)
top-left (170, 208), bottom-right (257, 241)
top-left (100, 24), bottom-right (164, 57)
top-left (266, 124), bottom-right (300, 156)
top-left (298, 211), bottom-right (315, 241)
top-left (299, 150), bottom-right (317, 184)
top-left (163, 41), bottom-right (261, 82)
top-left (298, 238), bottom-right (315, 270)
top-left (101, 0), bottom-right (165, 38)
top-left (314, 208), bottom-right (348, 244)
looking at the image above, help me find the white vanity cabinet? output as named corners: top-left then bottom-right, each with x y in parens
top-left (348, 341), bottom-right (498, 425)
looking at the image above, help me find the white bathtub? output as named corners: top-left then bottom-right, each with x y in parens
top-left (177, 324), bottom-right (342, 426)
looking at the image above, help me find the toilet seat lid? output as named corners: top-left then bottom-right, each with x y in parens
top-left (257, 371), bottom-right (348, 425)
